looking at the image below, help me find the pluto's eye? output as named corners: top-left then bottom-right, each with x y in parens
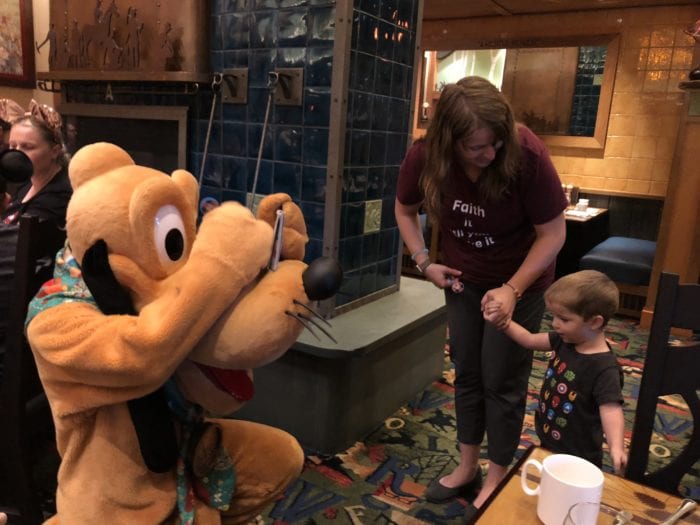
top-left (154, 205), bottom-right (185, 265)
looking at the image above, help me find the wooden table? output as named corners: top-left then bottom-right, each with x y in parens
top-left (563, 206), bottom-right (609, 223)
top-left (473, 446), bottom-right (699, 524)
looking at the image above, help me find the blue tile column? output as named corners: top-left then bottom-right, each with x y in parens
top-left (205, 0), bottom-right (421, 314)
top-left (569, 46), bottom-right (607, 137)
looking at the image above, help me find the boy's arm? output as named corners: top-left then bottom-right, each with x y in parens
top-left (502, 321), bottom-right (552, 351)
top-left (600, 403), bottom-right (627, 474)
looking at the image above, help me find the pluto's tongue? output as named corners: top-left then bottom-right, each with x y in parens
top-left (195, 364), bottom-right (254, 401)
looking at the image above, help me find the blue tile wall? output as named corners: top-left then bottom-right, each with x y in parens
top-left (569, 46), bottom-right (607, 137)
top-left (205, 0), bottom-right (419, 309)
top-left (208, 1), bottom-right (338, 282)
top-left (335, 0), bottom-right (418, 306)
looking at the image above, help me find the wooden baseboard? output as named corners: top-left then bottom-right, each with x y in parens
top-left (616, 282), bottom-right (648, 297)
top-left (615, 282), bottom-right (649, 319)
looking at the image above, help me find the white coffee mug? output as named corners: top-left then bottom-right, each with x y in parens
top-left (520, 454), bottom-right (604, 525)
top-left (575, 198), bottom-right (589, 211)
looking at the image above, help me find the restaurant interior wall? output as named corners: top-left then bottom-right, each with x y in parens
top-left (7, 2), bottom-right (698, 203)
top-left (4, 1), bottom-right (697, 317)
top-left (420, 5), bottom-right (698, 199)
top-left (207, 0), bottom-right (421, 313)
top-left (2, 0), bottom-right (423, 316)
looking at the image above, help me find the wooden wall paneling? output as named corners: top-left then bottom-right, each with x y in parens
top-left (421, 9), bottom-right (627, 50)
top-left (642, 85), bottom-right (700, 326)
top-left (39, 0), bottom-right (210, 82)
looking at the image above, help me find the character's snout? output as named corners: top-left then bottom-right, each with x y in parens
top-left (302, 257), bottom-right (343, 301)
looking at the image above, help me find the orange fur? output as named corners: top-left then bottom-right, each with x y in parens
top-left (28, 143), bottom-right (311, 524)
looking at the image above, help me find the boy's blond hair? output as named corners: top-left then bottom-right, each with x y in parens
top-left (544, 270), bottom-right (619, 325)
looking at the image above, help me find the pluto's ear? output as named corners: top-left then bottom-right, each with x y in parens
top-left (81, 239), bottom-right (136, 316)
top-left (171, 169), bottom-right (200, 217)
top-left (69, 142), bottom-right (135, 189)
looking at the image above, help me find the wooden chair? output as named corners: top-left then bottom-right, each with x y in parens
top-left (0, 215), bottom-right (66, 524)
top-left (626, 272), bottom-right (700, 496)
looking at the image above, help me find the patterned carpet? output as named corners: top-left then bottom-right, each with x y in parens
top-left (10, 316), bottom-right (697, 523)
top-left (253, 315), bottom-right (699, 524)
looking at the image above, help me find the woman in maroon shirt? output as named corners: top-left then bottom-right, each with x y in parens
top-left (395, 76), bottom-right (567, 519)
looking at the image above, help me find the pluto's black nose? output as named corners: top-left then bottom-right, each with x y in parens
top-left (302, 257), bottom-right (343, 301)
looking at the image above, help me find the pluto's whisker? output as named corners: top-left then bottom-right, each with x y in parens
top-left (293, 300), bottom-right (332, 327)
top-left (297, 313), bottom-right (337, 344)
top-left (285, 310), bottom-right (321, 341)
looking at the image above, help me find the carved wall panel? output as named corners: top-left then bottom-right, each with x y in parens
top-left (38, 0), bottom-right (210, 82)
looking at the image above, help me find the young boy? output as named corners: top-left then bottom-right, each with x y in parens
top-left (484, 270), bottom-right (627, 473)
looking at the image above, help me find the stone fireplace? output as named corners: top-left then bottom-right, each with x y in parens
top-left (59, 103), bottom-right (188, 173)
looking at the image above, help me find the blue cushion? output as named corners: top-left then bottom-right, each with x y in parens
top-left (579, 236), bottom-right (656, 285)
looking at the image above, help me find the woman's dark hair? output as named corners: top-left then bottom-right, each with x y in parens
top-left (420, 76), bottom-right (521, 223)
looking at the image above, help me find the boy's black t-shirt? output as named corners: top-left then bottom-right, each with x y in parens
top-left (535, 332), bottom-right (624, 467)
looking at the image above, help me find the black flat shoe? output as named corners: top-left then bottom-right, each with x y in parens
top-left (424, 467), bottom-right (483, 503)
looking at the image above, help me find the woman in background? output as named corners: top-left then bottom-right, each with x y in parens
top-left (1, 111), bottom-right (13, 210)
top-left (395, 76), bottom-right (567, 520)
top-left (0, 100), bottom-right (71, 352)
top-left (0, 99), bottom-right (71, 226)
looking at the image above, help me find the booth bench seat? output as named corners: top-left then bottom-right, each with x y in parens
top-left (579, 236), bottom-right (656, 317)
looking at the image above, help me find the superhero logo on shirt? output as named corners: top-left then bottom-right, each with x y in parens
top-left (540, 352), bottom-right (577, 442)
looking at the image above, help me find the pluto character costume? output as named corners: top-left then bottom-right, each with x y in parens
top-left (25, 143), bottom-right (341, 524)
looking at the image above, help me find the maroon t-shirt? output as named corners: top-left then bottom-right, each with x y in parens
top-left (397, 126), bottom-right (567, 292)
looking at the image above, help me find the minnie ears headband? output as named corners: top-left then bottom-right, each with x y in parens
top-left (0, 98), bottom-right (62, 136)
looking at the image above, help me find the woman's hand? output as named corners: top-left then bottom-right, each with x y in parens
top-left (480, 285), bottom-right (517, 329)
top-left (423, 263), bottom-right (462, 289)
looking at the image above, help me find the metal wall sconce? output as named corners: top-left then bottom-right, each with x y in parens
top-left (222, 68), bottom-right (248, 104)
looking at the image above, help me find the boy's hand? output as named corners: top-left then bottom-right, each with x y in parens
top-left (483, 300), bottom-right (501, 315)
top-left (482, 297), bottom-right (511, 329)
top-left (601, 403), bottom-right (627, 475)
top-left (481, 286), bottom-right (516, 329)
top-left (609, 446), bottom-right (628, 475)
top-left (483, 300), bottom-right (510, 329)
